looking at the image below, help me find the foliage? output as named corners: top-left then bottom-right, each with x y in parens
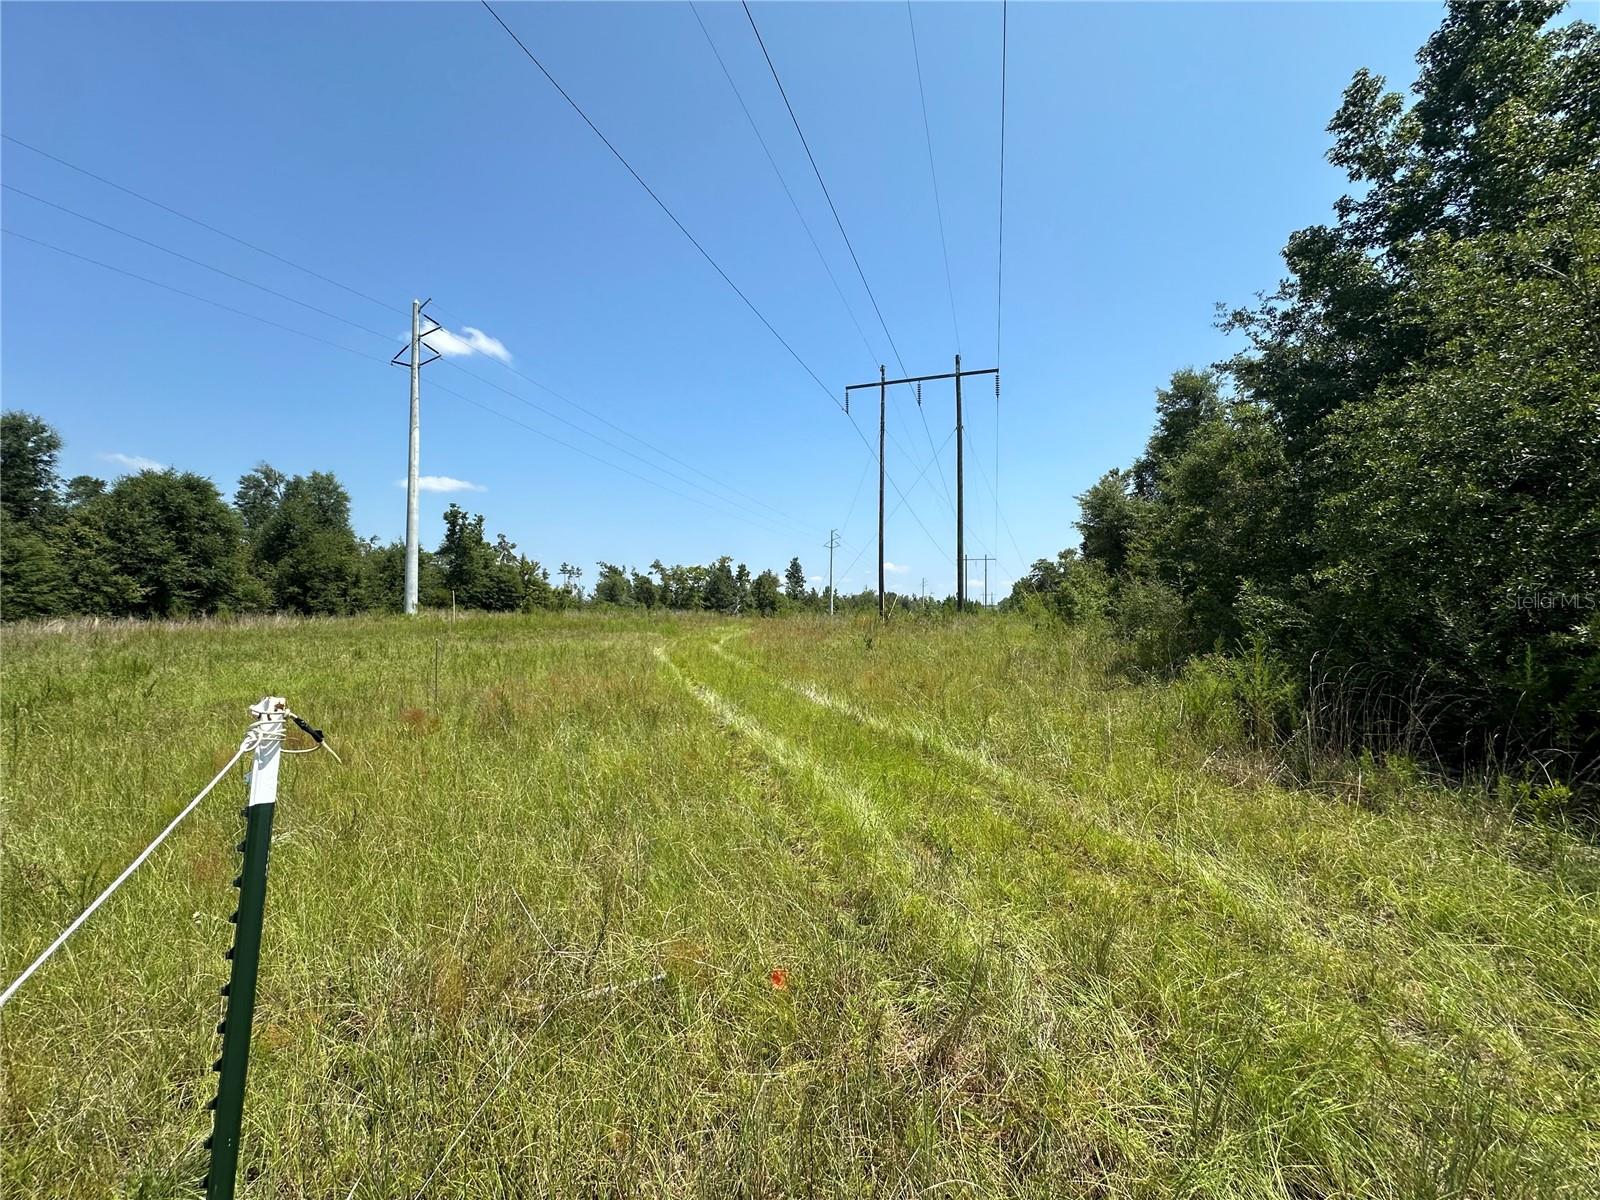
top-left (252, 472), bottom-right (360, 615)
top-left (751, 567), bottom-right (780, 615)
top-left (1068, 1), bottom-right (1600, 789)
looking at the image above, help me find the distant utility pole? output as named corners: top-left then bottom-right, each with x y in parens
top-left (965, 555), bottom-right (997, 608)
top-left (391, 299), bottom-right (442, 614)
top-left (825, 529), bottom-right (840, 615)
top-left (846, 357), bottom-right (998, 617)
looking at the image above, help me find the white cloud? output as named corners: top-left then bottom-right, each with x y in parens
top-left (395, 475), bottom-right (487, 494)
top-left (883, 561), bottom-right (910, 575)
top-left (807, 574), bottom-right (824, 583)
top-left (99, 452), bottom-right (164, 472)
top-left (419, 324), bottom-right (512, 364)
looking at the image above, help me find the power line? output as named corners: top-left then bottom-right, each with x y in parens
top-left (477, 355), bottom-right (816, 532)
top-left (837, 423), bottom-right (955, 586)
top-left (4, 163), bottom-right (820, 538)
top-left (7, 102), bottom-right (941, 559)
top-left (1, 184), bottom-right (395, 342)
top-left (996, 0), bottom-right (1010, 575)
top-left (2, 228), bottom-right (817, 545)
top-left (996, 0), bottom-right (1008, 369)
top-left (843, 406), bottom-right (945, 563)
top-left (1, 228), bottom-right (381, 360)
top-left (1, 133), bottom-right (402, 317)
top-left (479, 2), bottom-right (950, 552)
top-left (480, 0), bottom-right (838, 408)
top-left (959, 422), bottom-right (1028, 575)
top-left (689, 1), bottom-right (880, 367)
top-left (741, 1), bottom-right (906, 375)
top-left (435, 357), bottom-right (825, 543)
top-left (739, 7), bottom-right (960, 524)
top-left (906, 1), bottom-right (960, 353)
top-left (737, 5), bottom-right (958, 527)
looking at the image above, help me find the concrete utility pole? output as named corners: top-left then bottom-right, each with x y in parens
top-left (404, 301), bottom-right (421, 614)
top-left (825, 529), bottom-right (840, 615)
top-left (846, 358), bottom-right (998, 617)
top-left (391, 299), bottom-right (441, 615)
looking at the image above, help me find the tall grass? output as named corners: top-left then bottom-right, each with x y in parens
top-left (2, 611), bottom-right (1596, 1197)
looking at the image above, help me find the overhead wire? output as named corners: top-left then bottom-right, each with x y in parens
top-left (688, 0), bottom-right (880, 367)
top-left (481, 0), bottom-right (953, 560)
top-left (740, 0), bottom-right (956, 533)
top-left (479, 0), bottom-right (838, 408)
top-left (1, 133), bottom-right (401, 316)
top-left (1, 183), bottom-right (395, 342)
top-left (2, 158), bottom-right (822, 539)
top-left (995, 0), bottom-right (1010, 589)
top-left (1, 228), bottom-right (819, 545)
top-left (906, 1), bottom-right (960, 353)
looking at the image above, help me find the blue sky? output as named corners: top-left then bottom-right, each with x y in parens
top-left (2, 1), bottom-right (1448, 598)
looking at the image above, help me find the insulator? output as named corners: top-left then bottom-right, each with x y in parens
top-left (995, 376), bottom-right (1001, 398)
top-left (916, 382), bottom-right (922, 407)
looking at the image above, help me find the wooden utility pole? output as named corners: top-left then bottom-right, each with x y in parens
top-left (846, 359), bottom-right (998, 617)
top-left (825, 529), bottom-right (840, 616)
top-left (877, 365), bottom-right (886, 620)
top-left (965, 555), bottom-right (996, 607)
top-left (955, 353), bottom-right (965, 611)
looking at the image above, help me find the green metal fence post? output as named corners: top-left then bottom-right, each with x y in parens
top-left (202, 697), bottom-right (286, 1200)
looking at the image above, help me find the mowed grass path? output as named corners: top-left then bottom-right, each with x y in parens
top-left (2, 612), bottom-right (1596, 1197)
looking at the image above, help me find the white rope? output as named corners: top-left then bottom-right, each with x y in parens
top-left (0, 731), bottom-right (262, 1010)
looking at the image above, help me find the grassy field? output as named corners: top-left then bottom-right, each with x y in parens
top-left (2, 611), bottom-right (1597, 1198)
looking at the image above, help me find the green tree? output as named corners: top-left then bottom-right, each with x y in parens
top-left (751, 569), bottom-right (781, 616)
top-left (233, 463), bottom-right (287, 539)
top-left (72, 470), bottom-right (248, 617)
top-left (438, 504), bottom-right (490, 604)
top-left (0, 411), bottom-right (62, 529)
top-left (63, 475), bottom-right (106, 506)
top-left (253, 472), bottom-right (360, 615)
top-left (631, 569), bottom-right (659, 609)
top-left (593, 561), bottom-right (633, 606)
top-left (1131, 369), bottom-right (1224, 499)
top-left (704, 556), bottom-right (738, 614)
top-left (0, 412), bottom-right (67, 619)
top-left (353, 539), bottom-right (407, 613)
top-left (785, 557), bottom-right (806, 602)
top-left (1076, 469), bottom-right (1146, 575)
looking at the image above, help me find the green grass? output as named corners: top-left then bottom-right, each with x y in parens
top-left (2, 611), bottom-right (1597, 1197)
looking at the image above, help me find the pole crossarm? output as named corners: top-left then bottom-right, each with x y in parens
top-left (845, 361), bottom-right (999, 616)
top-left (846, 366), bottom-right (997, 393)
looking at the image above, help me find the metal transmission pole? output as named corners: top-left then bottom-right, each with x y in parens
top-left (825, 529), bottom-right (840, 615)
top-left (846, 359), bottom-right (998, 617)
top-left (391, 299), bottom-right (442, 615)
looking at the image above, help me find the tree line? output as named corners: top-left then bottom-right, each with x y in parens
top-left (1010, 1), bottom-right (1598, 785)
top-left (0, 413), bottom-right (861, 620)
